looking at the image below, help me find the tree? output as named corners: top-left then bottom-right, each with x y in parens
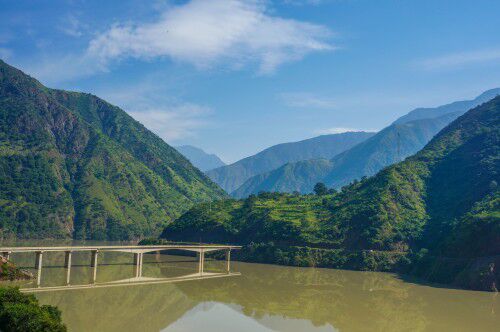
top-left (313, 182), bottom-right (328, 196)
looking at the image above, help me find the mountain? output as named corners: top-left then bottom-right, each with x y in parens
top-left (175, 145), bottom-right (225, 172)
top-left (393, 88), bottom-right (500, 124)
top-left (207, 131), bottom-right (375, 193)
top-left (0, 59), bottom-right (225, 240)
top-left (233, 159), bottom-right (334, 197)
top-left (161, 96), bottom-right (499, 290)
top-left (235, 112), bottom-right (459, 196)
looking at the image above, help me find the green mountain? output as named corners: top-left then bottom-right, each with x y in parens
top-left (232, 159), bottom-right (334, 197)
top-left (234, 112), bottom-right (459, 196)
top-left (161, 97), bottom-right (499, 290)
top-left (0, 60), bottom-right (225, 240)
top-left (175, 145), bottom-right (225, 172)
top-left (207, 131), bottom-right (375, 193)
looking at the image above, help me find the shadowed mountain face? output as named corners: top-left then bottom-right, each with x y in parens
top-left (207, 132), bottom-right (375, 193)
top-left (234, 89), bottom-right (500, 197)
top-left (175, 145), bottom-right (226, 172)
top-left (0, 60), bottom-right (226, 240)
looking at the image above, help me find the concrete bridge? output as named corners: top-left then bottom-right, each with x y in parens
top-left (0, 244), bottom-right (241, 287)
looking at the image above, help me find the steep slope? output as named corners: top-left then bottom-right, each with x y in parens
top-left (175, 145), bottom-right (225, 172)
top-left (393, 88), bottom-right (500, 124)
top-left (0, 60), bottom-right (225, 240)
top-left (161, 97), bottom-right (499, 290)
top-left (235, 112), bottom-right (458, 196)
top-left (207, 131), bottom-right (374, 193)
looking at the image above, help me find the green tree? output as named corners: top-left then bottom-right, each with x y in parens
top-left (0, 287), bottom-right (66, 331)
top-left (313, 183), bottom-right (328, 196)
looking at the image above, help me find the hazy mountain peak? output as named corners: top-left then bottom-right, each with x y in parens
top-left (393, 88), bottom-right (500, 125)
top-left (175, 145), bottom-right (226, 172)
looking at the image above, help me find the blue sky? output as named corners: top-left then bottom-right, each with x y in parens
top-left (1, 0), bottom-right (500, 162)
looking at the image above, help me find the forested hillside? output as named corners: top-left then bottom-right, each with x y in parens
top-left (207, 131), bottom-right (374, 193)
top-left (0, 60), bottom-right (225, 240)
top-left (161, 97), bottom-right (500, 290)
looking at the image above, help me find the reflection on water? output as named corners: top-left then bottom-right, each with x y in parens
top-left (0, 241), bottom-right (498, 332)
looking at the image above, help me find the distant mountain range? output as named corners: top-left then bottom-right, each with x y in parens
top-left (207, 131), bottom-right (375, 193)
top-left (233, 89), bottom-right (500, 197)
top-left (175, 145), bottom-right (226, 172)
top-left (0, 60), bottom-right (226, 240)
top-left (161, 96), bottom-right (500, 291)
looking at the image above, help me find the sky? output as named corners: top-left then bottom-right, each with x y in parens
top-left (1, 0), bottom-right (500, 163)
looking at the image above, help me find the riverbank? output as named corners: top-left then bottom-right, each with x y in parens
top-left (0, 257), bottom-right (33, 281)
top-left (140, 239), bottom-right (499, 292)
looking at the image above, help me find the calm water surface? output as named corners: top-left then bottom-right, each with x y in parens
top-left (0, 240), bottom-right (498, 332)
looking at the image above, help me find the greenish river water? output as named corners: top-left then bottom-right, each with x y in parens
top-left (0, 241), bottom-right (498, 331)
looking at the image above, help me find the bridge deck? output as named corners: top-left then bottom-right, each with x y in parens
top-left (0, 244), bottom-right (242, 253)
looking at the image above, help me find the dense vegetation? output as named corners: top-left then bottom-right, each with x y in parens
top-left (0, 287), bottom-right (66, 331)
top-left (175, 145), bottom-right (226, 172)
top-left (207, 131), bottom-right (374, 193)
top-left (0, 60), bottom-right (225, 240)
top-left (162, 98), bottom-right (500, 290)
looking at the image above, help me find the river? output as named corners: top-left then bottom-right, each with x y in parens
top-left (0, 241), bottom-right (498, 331)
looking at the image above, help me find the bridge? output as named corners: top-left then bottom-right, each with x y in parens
top-left (0, 244), bottom-right (241, 288)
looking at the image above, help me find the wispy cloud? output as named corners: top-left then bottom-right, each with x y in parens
top-left (87, 0), bottom-right (334, 74)
top-left (59, 14), bottom-right (87, 37)
top-left (128, 104), bottom-right (211, 142)
top-left (417, 48), bottom-right (500, 70)
top-left (279, 92), bottom-right (336, 109)
top-left (314, 127), bottom-right (377, 135)
top-left (100, 75), bottom-right (212, 143)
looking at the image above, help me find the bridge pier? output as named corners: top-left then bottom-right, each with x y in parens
top-left (198, 250), bottom-right (205, 275)
top-left (225, 249), bottom-right (231, 273)
top-left (91, 250), bottom-right (98, 283)
top-left (35, 251), bottom-right (43, 286)
top-left (134, 252), bottom-right (143, 278)
top-left (64, 251), bottom-right (72, 268)
top-left (64, 251), bottom-right (72, 285)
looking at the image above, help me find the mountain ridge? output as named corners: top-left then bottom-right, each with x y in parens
top-left (207, 131), bottom-right (375, 193)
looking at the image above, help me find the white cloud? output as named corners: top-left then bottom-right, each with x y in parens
top-left (417, 48), bottom-right (500, 70)
top-left (314, 127), bottom-right (377, 135)
top-left (280, 92), bottom-right (336, 109)
top-left (86, 0), bottom-right (334, 74)
top-left (129, 103), bottom-right (211, 141)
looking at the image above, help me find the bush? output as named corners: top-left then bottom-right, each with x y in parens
top-left (0, 287), bottom-right (66, 332)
